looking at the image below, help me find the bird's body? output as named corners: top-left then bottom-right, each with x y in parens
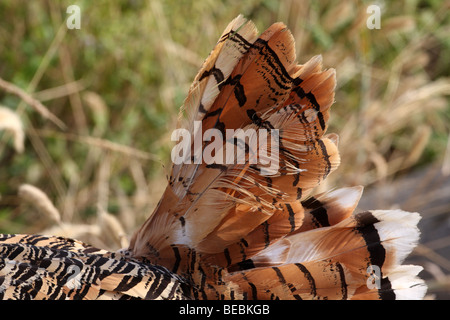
top-left (0, 15), bottom-right (426, 300)
top-left (0, 234), bottom-right (190, 299)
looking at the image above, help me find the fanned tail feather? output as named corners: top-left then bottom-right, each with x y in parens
top-left (129, 15), bottom-right (340, 268)
top-left (128, 15), bottom-right (426, 300)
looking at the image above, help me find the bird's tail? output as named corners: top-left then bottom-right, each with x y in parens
top-left (128, 15), bottom-right (426, 300)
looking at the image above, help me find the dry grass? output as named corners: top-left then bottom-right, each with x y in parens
top-left (0, 106), bottom-right (25, 153)
top-left (0, 0), bottom-right (449, 298)
top-left (0, 77), bottom-right (66, 129)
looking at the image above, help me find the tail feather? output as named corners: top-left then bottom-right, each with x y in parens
top-left (222, 209), bottom-right (426, 300)
top-left (298, 186), bottom-right (363, 232)
top-left (181, 15), bottom-right (259, 129)
top-left (226, 260), bottom-right (356, 300)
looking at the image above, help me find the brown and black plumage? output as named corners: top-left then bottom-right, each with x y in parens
top-left (0, 15), bottom-right (426, 300)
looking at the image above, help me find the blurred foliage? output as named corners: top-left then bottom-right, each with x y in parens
top-left (0, 0), bottom-right (449, 243)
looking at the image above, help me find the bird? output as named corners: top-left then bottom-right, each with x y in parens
top-left (0, 15), bottom-right (426, 300)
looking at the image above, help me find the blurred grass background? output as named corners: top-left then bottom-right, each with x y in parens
top-left (0, 0), bottom-right (449, 298)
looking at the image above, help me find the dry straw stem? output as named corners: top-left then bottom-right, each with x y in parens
top-left (97, 206), bottom-right (129, 249)
top-left (0, 77), bottom-right (66, 130)
top-left (18, 184), bottom-right (61, 225)
top-left (35, 129), bottom-right (159, 161)
top-left (0, 106), bottom-right (25, 153)
top-left (33, 79), bottom-right (87, 103)
top-left (42, 223), bottom-right (102, 243)
top-left (414, 244), bottom-right (450, 273)
top-left (113, 183), bottom-right (136, 232)
top-left (96, 154), bottom-right (129, 248)
top-left (443, 132), bottom-right (450, 176)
